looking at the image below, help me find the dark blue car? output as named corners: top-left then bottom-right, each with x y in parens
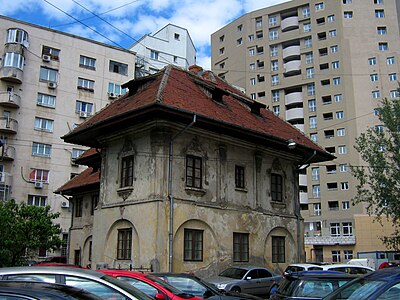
top-left (323, 266), bottom-right (400, 300)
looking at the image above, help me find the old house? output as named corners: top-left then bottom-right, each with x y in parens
top-left (57, 65), bottom-right (333, 275)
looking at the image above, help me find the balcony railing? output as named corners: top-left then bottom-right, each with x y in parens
top-left (0, 118), bottom-right (18, 134)
top-left (0, 67), bottom-right (23, 83)
top-left (281, 16), bottom-right (299, 32)
top-left (0, 171), bottom-right (13, 186)
top-left (0, 91), bottom-right (21, 108)
top-left (305, 235), bottom-right (356, 245)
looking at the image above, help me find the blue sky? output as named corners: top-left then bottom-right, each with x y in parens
top-left (0, 0), bottom-right (289, 69)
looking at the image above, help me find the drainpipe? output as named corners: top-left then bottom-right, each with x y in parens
top-left (168, 114), bottom-right (196, 272)
top-left (295, 150), bottom-right (316, 262)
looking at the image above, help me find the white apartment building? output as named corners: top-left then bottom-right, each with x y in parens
top-left (211, 0), bottom-right (400, 262)
top-left (0, 15), bottom-right (135, 259)
top-left (130, 24), bottom-right (196, 77)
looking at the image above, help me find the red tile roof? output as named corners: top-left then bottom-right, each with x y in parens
top-left (63, 65), bottom-right (333, 163)
top-left (55, 167), bottom-right (99, 195)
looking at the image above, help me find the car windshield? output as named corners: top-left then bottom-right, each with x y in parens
top-left (102, 274), bottom-right (153, 300)
top-left (145, 274), bottom-right (191, 295)
top-left (219, 268), bottom-right (247, 279)
top-left (332, 279), bottom-right (387, 299)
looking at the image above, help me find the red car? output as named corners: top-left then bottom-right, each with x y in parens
top-left (99, 270), bottom-right (203, 300)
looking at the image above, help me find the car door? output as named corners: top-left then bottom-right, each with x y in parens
top-left (240, 269), bottom-right (262, 294)
top-left (256, 269), bottom-right (274, 293)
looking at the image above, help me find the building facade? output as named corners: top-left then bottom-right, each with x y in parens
top-left (211, 0), bottom-right (400, 262)
top-left (57, 65), bottom-right (333, 274)
top-left (130, 24), bottom-right (196, 77)
top-left (0, 16), bottom-right (135, 259)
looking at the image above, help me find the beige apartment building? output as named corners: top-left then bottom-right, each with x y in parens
top-left (0, 15), bottom-right (135, 259)
top-left (211, 0), bottom-right (400, 263)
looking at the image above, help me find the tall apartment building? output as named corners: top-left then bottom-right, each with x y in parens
top-left (130, 24), bottom-right (196, 77)
top-left (211, 0), bottom-right (400, 263)
top-left (0, 16), bottom-right (135, 259)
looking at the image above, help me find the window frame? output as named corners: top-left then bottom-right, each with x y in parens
top-left (32, 142), bottom-right (51, 157)
top-left (186, 155), bottom-right (202, 189)
top-left (233, 232), bottom-right (249, 262)
top-left (120, 155), bottom-right (134, 188)
top-left (184, 228), bottom-right (203, 261)
top-left (271, 173), bottom-right (283, 202)
top-left (79, 55), bottom-right (96, 70)
top-left (117, 228), bottom-right (132, 260)
top-left (272, 236), bottom-right (285, 263)
top-left (109, 60), bottom-right (128, 75)
top-left (235, 165), bottom-right (245, 189)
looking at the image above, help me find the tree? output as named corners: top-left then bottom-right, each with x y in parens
top-left (0, 200), bottom-right (62, 267)
top-left (352, 97), bottom-right (400, 250)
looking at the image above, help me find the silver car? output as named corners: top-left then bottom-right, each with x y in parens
top-left (205, 266), bottom-right (282, 296)
top-left (0, 266), bottom-right (153, 300)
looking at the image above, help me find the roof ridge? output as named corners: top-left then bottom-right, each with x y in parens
top-left (155, 65), bottom-right (172, 103)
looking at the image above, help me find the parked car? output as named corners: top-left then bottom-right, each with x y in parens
top-left (319, 264), bottom-right (374, 275)
top-left (0, 266), bottom-right (153, 300)
top-left (283, 264), bottom-right (323, 275)
top-left (205, 266), bottom-right (281, 296)
top-left (100, 269), bottom-right (202, 300)
top-left (153, 272), bottom-right (261, 300)
top-left (270, 270), bottom-right (357, 300)
top-left (0, 280), bottom-right (104, 300)
top-left (323, 266), bottom-right (400, 300)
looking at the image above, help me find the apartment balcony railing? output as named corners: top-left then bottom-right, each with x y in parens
top-left (285, 92), bottom-right (303, 106)
top-left (0, 118), bottom-right (18, 134)
top-left (283, 60), bottom-right (301, 76)
top-left (299, 174), bottom-right (308, 186)
top-left (294, 124), bottom-right (305, 132)
top-left (286, 107), bottom-right (304, 121)
top-left (0, 171), bottom-right (13, 186)
top-left (0, 67), bottom-right (23, 84)
top-left (0, 91), bottom-right (21, 108)
top-left (305, 235), bottom-right (356, 245)
top-left (283, 45), bottom-right (300, 60)
top-left (299, 191), bottom-right (308, 204)
top-left (0, 146), bottom-right (15, 161)
top-left (281, 16), bottom-right (299, 32)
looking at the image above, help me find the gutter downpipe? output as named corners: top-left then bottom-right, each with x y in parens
top-left (168, 114), bottom-right (197, 272)
top-left (296, 150), bottom-right (316, 262)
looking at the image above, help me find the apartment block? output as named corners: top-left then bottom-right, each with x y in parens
top-left (211, 0), bottom-right (400, 262)
top-left (0, 16), bottom-right (135, 259)
top-left (130, 24), bottom-right (196, 77)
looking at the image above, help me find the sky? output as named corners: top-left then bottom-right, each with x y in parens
top-left (0, 0), bottom-right (290, 69)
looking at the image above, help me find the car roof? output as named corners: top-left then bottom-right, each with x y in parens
top-left (284, 270), bottom-right (358, 279)
top-left (286, 263), bottom-right (321, 268)
top-left (0, 280), bottom-right (103, 299)
top-left (227, 265), bottom-right (269, 271)
top-left (360, 266), bottom-right (400, 280)
top-left (0, 266), bottom-right (104, 278)
top-left (321, 264), bottom-right (375, 270)
top-left (101, 270), bottom-right (147, 277)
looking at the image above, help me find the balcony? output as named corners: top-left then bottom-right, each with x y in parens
top-left (286, 107), bottom-right (304, 121)
top-left (284, 60), bottom-right (301, 76)
top-left (0, 67), bottom-right (23, 84)
top-left (294, 124), bottom-right (305, 132)
top-left (299, 191), bottom-right (308, 204)
top-left (0, 172), bottom-right (13, 186)
top-left (0, 118), bottom-right (18, 134)
top-left (281, 16), bottom-right (299, 32)
top-left (283, 45), bottom-right (300, 60)
top-left (0, 92), bottom-right (21, 108)
top-left (299, 174), bottom-right (308, 186)
top-left (285, 92), bottom-right (303, 106)
top-left (305, 235), bottom-right (356, 246)
top-left (1, 146), bottom-right (15, 161)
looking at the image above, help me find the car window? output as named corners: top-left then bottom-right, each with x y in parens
top-left (348, 267), bottom-right (370, 275)
top-left (285, 266), bottom-right (305, 273)
top-left (219, 268), bottom-right (247, 279)
top-left (376, 283), bottom-right (400, 300)
top-left (257, 269), bottom-right (272, 278)
top-left (165, 277), bottom-right (206, 296)
top-left (247, 270), bottom-right (258, 279)
top-left (5, 274), bottom-right (56, 283)
top-left (308, 267), bottom-right (323, 271)
top-left (117, 277), bottom-right (158, 298)
top-left (330, 267), bottom-right (348, 273)
top-left (65, 276), bottom-right (126, 300)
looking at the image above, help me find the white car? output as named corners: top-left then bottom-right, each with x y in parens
top-left (320, 264), bottom-right (374, 275)
top-left (283, 263), bottom-right (323, 275)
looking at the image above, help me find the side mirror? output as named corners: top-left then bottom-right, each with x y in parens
top-left (155, 293), bottom-right (165, 300)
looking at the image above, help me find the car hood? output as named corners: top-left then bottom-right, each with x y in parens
top-left (206, 276), bottom-right (239, 285)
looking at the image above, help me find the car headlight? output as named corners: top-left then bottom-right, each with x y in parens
top-left (216, 283), bottom-right (228, 290)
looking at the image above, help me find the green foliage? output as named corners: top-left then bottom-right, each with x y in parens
top-left (0, 200), bottom-right (62, 267)
top-left (352, 98), bottom-right (400, 250)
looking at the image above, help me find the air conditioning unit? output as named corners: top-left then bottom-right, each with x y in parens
top-left (108, 92), bottom-right (117, 99)
top-left (42, 54), bottom-right (51, 62)
top-left (47, 82), bottom-right (57, 89)
top-left (79, 111), bottom-right (88, 118)
top-left (61, 201), bottom-right (70, 208)
top-left (34, 181), bottom-right (43, 189)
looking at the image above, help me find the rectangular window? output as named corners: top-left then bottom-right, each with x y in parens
top-left (329, 30), bottom-right (337, 37)
top-left (310, 133), bottom-right (318, 142)
top-left (4, 52), bottom-right (24, 69)
top-left (334, 94), bottom-right (343, 102)
top-left (39, 67), bottom-right (58, 82)
top-left (340, 164), bottom-right (348, 172)
top-left (342, 200), bottom-right (350, 210)
top-left (186, 155), bottom-right (202, 189)
top-left (76, 101), bottom-right (93, 115)
top-left (369, 57), bottom-right (377, 65)
top-left (375, 9), bottom-right (385, 18)
top-left (150, 50), bottom-right (159, 60)
top-left (370, 73), bottom-right (379, 81)
top-left (250, 78), bottom-right (256, 85)
top-left (109, 60), bottom-right (128, 75)
top-left (79, 55), bottom-right (96, 70)
top-left (77, 78), bottom-right (94, 92)
top-left (269, 15), bottom-right (277, 27)
top-left (271, 173), bottom-right (283, 202)
top-left (269, 30), bottom-right (278, 40)
top-left (313, 203), bottom-right (321, 216)
top-left (273, 105), bottom-right (280, 116)
top-left (108, 82), bottom-right (127, 96)
top-left (6, 28), bottom-right (28, 44)
top-left (120, 155), bottom-right (134, 188)
top-left (220, 48), bottom-right (225, 55)
top-left (235, 165), bottom-right (245, 189)
top-left (117, 228), bottom-right (132, 260)
top-left (377, 26), bottom-right (387, 35)
top-left (336, 111), bottom-right (344, 119)
top-left (29, 169), bottom-right (49, 183)
top-left (307, 83), bottom-right (315, 95)
top-left (390, 90), bottom-right (399, 98)
top-left (332, 61), bottom-right (340, 69)
top-left (330, 45), bottom-right (338, 53)
top-left (389, 73), bottom-right (397, 81)
top-left (75, 197), bottom-right (83, 217)
top-left (306, 68), bottom-right (314, 78)
top-left (315, 2), bottom-right (324, 11)
top-left (304, 37), bottom-right (312, 48)
top-left (184, 229), bottom-right (203, 261)
top-left (332, 250), bottom-right (341, 263)
top-left (303, 22), bottom-right (311, 32)
top-left (34, 117), bottom-right (53, 132)
top-left (27, 195), bottom-right (47, 207)
top-left (312, 167), bottom-right (320, 180)
top-left (343, 222), bottom-right (353, 236)
top-left (308, 99), bottom-right (316, 112)
top-left (233, 233), bottom-right (249, 262)
top-left (271, 75), bottom-right (279, 86)
top-left (372, 90), bottom-right (381, 99)
top-left (312, 185), bottom-right (320, 198)
top-left (330, 223), bottom-right (340, 236)
top-left (333, 77), bottom-right (341, 85)
top-left (42, 46), bottom-right (60, 61)
top-left (305, 52), bottom-right (313, 64)
top-left (91, 194), bottom-right (99, 215)
top-left (344, 250), bottom-right (353, 260)
top-left (61, 233), bottom-right (68, 257)
top-left (272, 90), bottom-right (280, 102)
top-left (37, 93), bottom-right (55, 108)
top-left (72, 148), bottom-right (84, 161)
top-left (32, 142), bottom-right (51, 157)
top-left (309, 116), bottom-right (317, 129)
top-left (341, 182), bottom-right (349, 190)
top-left (303, 7), bottom-right (311, 18)
top-left (338, 145), bottom-right (347, 154)
top-left (272, 236), bottom-right (285, 263)
top-left (271, 60), bottom-right (279, 72)
top-left (337, 128), bottom-right (346, 136)
top-left (387, 57), bottom-right (395, 65)
top-left (379, 42), bottom-right (388, 51)
top-left (327, 15), bottom-right (335, 22)
top-left (344, 11), bottom-right (353, 18)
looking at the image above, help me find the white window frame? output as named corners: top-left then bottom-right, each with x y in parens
top-left (329, 30), bottom-right (337, 37)
top-left (37, 93), bottom-right (55, 108)
top-left (369, 57), bottom-right (377, 65)
top-left (272, 91), bottom-right (280, 102)
top-left (76, 100), bottom-right (93, 114)
top-left (34, 117), bottom-right (54, 132)
top-left (336, 111), bottom-right (344, 119)
top-left (315, 2), bottom-right (324, 11)
top-left (270, 46), bottom-right (278, 57)
top-left (3, 52), bottom-right (24, 70)
top-left (79, 55), bottom-right (96, 70)
top-left (389, 73), bottom-right (397, 81)
top-left (312, 167), bottom-right (320, 180)
top-left (269, 15), bottom-right (277, 27)
top-left (32, 142), bottom-right (51, 157)
top-left (340, 164), bottom-right (348, 172)
top-left (271, 75), bottom-right (279, 85)
top-left (342, 201), bottom-right (350, 210)
top-left (370, 73), bottom-right (379, 81)
top-left (338, 145), bottom-right (347, 154)
top-left (341, 182), bottom-right (349, 190)
top-left (337, 128), bottom-right (346, 136)
top-left (313, 203), bottom-right (321, 216)
top-left (39, 67), bottom-right (58, 83)
top-left (372, 90), bottom-right (381, 99)
top-left (312, 185), bottom-right (321, 198)
top-left (342, 222), bottom-right (353, 236)
top-left (303, 23), bottom-right (311, 32)
top-left (334, 94), bottom-right (343, 102)
top-left (330, 223), bottom-right (340, 237)
top-left (387, 57), bottom-right (395, 65)
top-left (309, 116), bottom-right (317, 128)
top-left (269, 30), bottom-right (278, 40)
top-left (344, 11), bottom-right (353, 19)
top-left (332, 61), bottom-right (340, 69)
top-left (303, 7), bottom-right (310, 18)
top-left (327, 15), bottom-right (335, 22)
